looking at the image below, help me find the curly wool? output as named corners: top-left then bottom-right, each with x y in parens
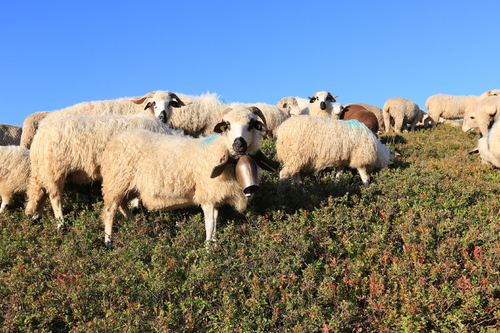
top-left (0, 124), bottom-right (22, 146)
top-left (0, 145), bottom-right (30, 213)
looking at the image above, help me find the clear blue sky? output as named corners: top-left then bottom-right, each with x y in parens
top-left (1, 0), bottom-right (499, 126)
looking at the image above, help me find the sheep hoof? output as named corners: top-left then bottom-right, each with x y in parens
top-left (105, 241), bottom-right (113, 251)
top-left (131, 206), bottom-right (140, 215)
top-left (31, 217), bottom-right (41, 225)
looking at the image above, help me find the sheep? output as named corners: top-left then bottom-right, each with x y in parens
top-left (382, 97), bottom-right (424, 133)
top-left (345, 102), bottom-right (385, 133)
top-left (0, 146), bottom-right (30, 213)
top-left (276, 96), bottom-right (310, 116)
top-left (331, 103), bottom-right (379, 134)
top-left (245, 103), bottom-right (290, 138)
top-left (477, 118), bottom-right (500, 168)
top-left (99, 104), bottom-right (280, 250)
top-left (21, 91), bottom-right (187, 149)
top-left (0, 124), bottom-right (22, 146)
top-left (25, 114), bottom-right (177, 227)
top-left (20, 111), bottom-right (50, 149)
top-left (462, 95), bottom-right (500, 137)
top-left (307, 91), bottom-right (337, 118)
top-left (167, 92), bottom-right (228, 137)
top-left (275, 116), bottom-right (393, 191)
top-left (425, 89), bottom-right (500, 126)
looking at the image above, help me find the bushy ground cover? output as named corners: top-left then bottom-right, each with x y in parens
top-left (1, 125), bottom-right (499, 332)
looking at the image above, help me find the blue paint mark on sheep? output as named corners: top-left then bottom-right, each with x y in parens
top-left (346, 119), bottom-right (363, 127)
top-left (202, 135), bottom-right (217, 147)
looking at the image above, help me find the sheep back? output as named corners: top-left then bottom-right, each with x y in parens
top-left (168, 92), bottom-right (227, 136)
top-left (0, 124), bottom-right (22, 146)
top-left (346, 103), bottom-right (384, 132)
top-left (276, 116), bottom-right (391, 174)
top-left (383, 98), bottom-right (422, 133)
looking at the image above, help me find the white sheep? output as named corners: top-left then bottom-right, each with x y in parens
top-left (477, 118), bottom-right (500, 168)
top-left (307, 91), bottom-right (337, 118)
top-left (21, 91), bottom-right (187, 149)
top-left (276, 116), bottom-right (393, 191)
top-left (382, 97), bottom-right (424, 133)
top-left (25, 114), bottom-right (176, 226)
top-left (0, 124), bottom-right (22, 146)
top-left (99, 104), bottom-right (279, 250)
top-left (462, 95), bottom-right (500, 137)
top-left (345, 102), bottom-right (385, 133)
top-left (0, 146), bottom-right (30, 213)
top-left (425, 89), bottom-right (500, 126)
top-left (20, 111), bottom-right (50, 149)
top-left (276, 96), bottom-right (310, 116)
top-left (167, 92), bottom-right (228, 137)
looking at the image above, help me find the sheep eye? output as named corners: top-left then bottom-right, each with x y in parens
top-left (250, 121), bottom-right (263, 131)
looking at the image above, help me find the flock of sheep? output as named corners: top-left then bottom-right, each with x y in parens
top-left (1, 88), bottom-right (499, 250)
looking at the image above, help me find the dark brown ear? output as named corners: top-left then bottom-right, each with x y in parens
top-left (328, 93), bottom-right (338, 102)
top-left (250, 150), bottom-right (280, 172)
top-left (210, 150), bottom-right (237, 178)
top-left (214, 121), bottom-right (229, 133)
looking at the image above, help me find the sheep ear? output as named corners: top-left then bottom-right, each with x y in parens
top-left (131, 92), bottom-right (155, 105)
top-left (210, 150), bottom-right (237, 178)
top-left (328, 94), bottom-right (338, 102)
top-left (250, 150), bottom-right (280, 172)
top-left (214, 121), bottom-right (229, 133)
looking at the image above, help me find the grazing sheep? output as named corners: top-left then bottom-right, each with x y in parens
top-left (345, 102), bottom-right (385, 133)
top-left (276, 116), bottom-right (393, 191)
top-left (167, 92), bottom-right (228, 137)
top-left (307, 91), bottom-right (337, 118)
top-left (20, 111), bottom-right (50, 149)
top-left (245, 103), bottom-right (290, 137)
top-left (0, 146), bottom-right (30, 213)
top-left (462, 96), bottom-right (500, 136)
top-left (383, 98), bottom-right (424, 133)
top-left (0, 124), bottom-right (22, 146)
top-left (20, 91), bottom-right (186, 149)
top-left (276, 96), bottom-right (310, 116)
top-left (100, 104), bottom-right (279, 250)
top-left (477, 119), bottom-right (500, 168)
top-left (331, 103), bottom-right (379, 134)
top-left (425, 89), bottom-right (500, 126)
top-left (25, 114), bottom-right (176, 226)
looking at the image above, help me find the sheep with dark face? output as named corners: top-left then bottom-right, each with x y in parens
top-left (100, 104), bottom-right (279, 250)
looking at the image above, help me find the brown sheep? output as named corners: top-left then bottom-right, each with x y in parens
top-left (331, 103), bottom-right (379, 134)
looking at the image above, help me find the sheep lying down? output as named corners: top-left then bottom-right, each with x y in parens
top-left (100, 105), bottom-right (279, 250)
top-left (276, 116), bottom-right (393, 191)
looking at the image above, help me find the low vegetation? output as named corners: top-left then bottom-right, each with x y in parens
top-left (1, 125), bottom-right (499, 332)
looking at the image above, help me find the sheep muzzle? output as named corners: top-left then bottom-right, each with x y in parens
top-left (158, 110), bottom-right (168, 123)
top-left (232, 137), bottom-right (247, 155)
top-left (320, 101), bottom-right (327, 110)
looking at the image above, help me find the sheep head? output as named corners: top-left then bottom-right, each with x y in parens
top-left (277, 96), bottom-right (303, 116)
top-left (211, 105), bottom-right (280, 183)
top-left (131, 91), bottom-right (190, 124)
top-left (331, 103), bottom-right (344, 119)
top-left (308, 91), bottom-right (338, 110)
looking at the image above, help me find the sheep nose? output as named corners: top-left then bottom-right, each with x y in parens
top-left (320, 101), bottom-right (326, 110)
top-left (232, 137), bottom-right (247, 155)
top-left (158, 110), bottom-right (168, 124)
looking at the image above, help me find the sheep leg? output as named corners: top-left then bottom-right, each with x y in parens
top-left (393, 117), bottom-right (404, 134)
top-left (357, 167), bottom-right (370, 188)
top-left (119, 201), bottom-right (136, 222)
top-left (46, 179), bottom-right (66, 229)
top-left (25, 179), bottom-right (49, 222)
top-left (202, 204), bottom-right (219, 251)
top-left (0, 192), bottom-right (12, 214)
top-left (102, 200), bottom-right (120, 250)
top-left (335, 166), bottom-right (345, 179)
top-left (278, 168), bottom-right (302, 195)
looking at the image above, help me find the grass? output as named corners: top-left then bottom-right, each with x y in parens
top-left (1, 124), bottom-right (500, 332)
